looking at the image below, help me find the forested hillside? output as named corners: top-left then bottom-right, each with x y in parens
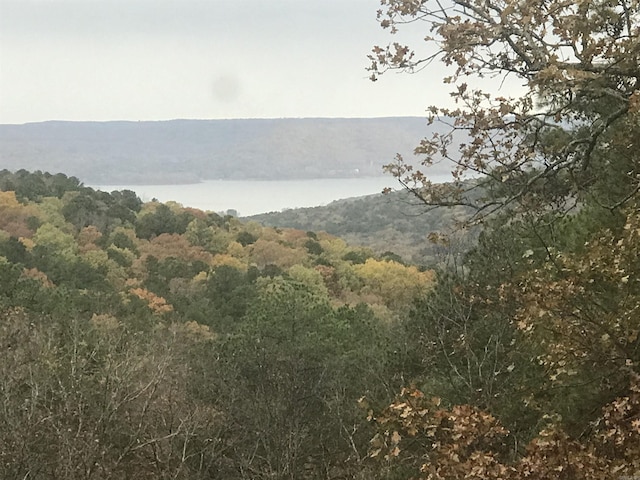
top-left (0, 169), bottom-right (435, 479)
top-left (0, 117), bottom-right (449, 184)
top-left (247, 189), bottom-right (475, 266)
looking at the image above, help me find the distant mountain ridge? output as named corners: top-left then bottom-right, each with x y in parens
top-left (0, 117), bottom-right (450, 184)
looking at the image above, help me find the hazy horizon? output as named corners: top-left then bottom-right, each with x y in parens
top-left (1, 114), bottom-right (427, 127)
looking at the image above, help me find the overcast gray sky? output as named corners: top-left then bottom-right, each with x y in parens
top-left (0, 0), bottom-right (452, 124)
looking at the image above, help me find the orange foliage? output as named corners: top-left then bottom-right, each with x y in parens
top-left (140, 233), bottom-right (213, 264)
top-left (181, 207), bottom-right (208, 220)
top-left (280, 228), bottom-right (309, 247)
top-left (315, 264), bottom-right (341, 295)
top-left (77, 226), bottom-right (103, 253)
top-left (171, 320), bottom-right (216, 343)
top-left (129, 287), bottom-right (173, 315)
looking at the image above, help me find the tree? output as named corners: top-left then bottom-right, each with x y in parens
top-left (33, 223), bottom-right (78, 263)
top-left (365, 1), bottom-right (640, 477)
top-left (512, 202), bottom-right (640, 432)
top-left (235, 230), bottom-right (258, 247)
top-left (135, 203), bottom-right (194, 239)
top-left (208, 277), bottom-right (392, 479)
top-left (363, 382), bottom-right (640, 480)
top-left (371, 0), bottom-right (640, 220)
top-left (248, 238), bottom-right (307, 270)
top-left (0, 308), bottom-right (223, 480)
top-left (0, 190), bottom-right (39, 238)
top-left (203, 265), bottom-right (257, 331)
top-left (353, 258), bottom-right (435, 311)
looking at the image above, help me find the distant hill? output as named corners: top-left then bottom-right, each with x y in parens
top-left (0, 117), bottom-right (451, 184)
top-left (246, 189), bottom-right (476, 266)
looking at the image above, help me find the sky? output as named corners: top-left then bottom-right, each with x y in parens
top-left (0, 0), bottom-right (460, 124)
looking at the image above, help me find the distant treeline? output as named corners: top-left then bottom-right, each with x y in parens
top-left (0, 117), bottom-right (452, 184)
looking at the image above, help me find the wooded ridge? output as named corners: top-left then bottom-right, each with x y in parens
top-left (0, 117), bottom-right (450, 184)
top-left (246, 189), bottom-right (475, 266)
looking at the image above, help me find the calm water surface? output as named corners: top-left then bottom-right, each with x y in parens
top-left (91, 177), bottom-right (428, 216)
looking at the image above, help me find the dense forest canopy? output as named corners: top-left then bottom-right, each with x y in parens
top-left (0, 169), bottom-right (437, 479)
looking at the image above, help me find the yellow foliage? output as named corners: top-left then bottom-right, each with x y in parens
top-left (18, 237), bottom-right (34, 250)
top-left (249, 238), bottom-right (307, 269)
top-left (241, 220), bottom-right (265, 237)
top-left (366, 302), bottom-right (397, 324)
top-left (211, 253), bottom-right (247, 271)
top-left (107, 245), bottom-right (136, 265)
top-left (107, 226), bottom-right (138, 245)
top-left (192, 271), bottom-right (208, 284)
top-left (254, 225), bottom-right (280, 242)
top-left (288, 264), bottom-right (329, 297)
top-left (354, 259), bottom-right (435, 309)
top-left (81, 249), bottom-right (109, 268)
top-left (226, 240), bottom-right (246, 258)
top-left (125, 277), bottom-right (142, 288)
top-left (319, 237), bottom-right (349, 259)
top-left (0, 190), bottom-right (20, 209)
top-left (81, 249), bottom-right (130, 290)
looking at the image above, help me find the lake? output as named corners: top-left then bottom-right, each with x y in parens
top-left (91, 177), bottom-right (450, 217)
